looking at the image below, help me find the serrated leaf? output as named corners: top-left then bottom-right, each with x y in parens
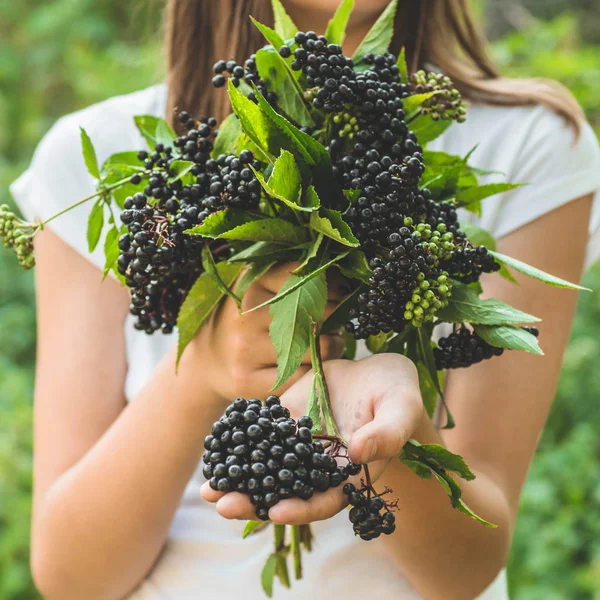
top-left (309, 208), bottom-right (359, 247)
top-left (402, 459), bottom-right (433, 479)
top-left (167, 160), bottom-right (195, 184)
top-left (397, 46), bottom-right (408, 82)
top-left (235, 260), bottom-right (276, 300)
top-left (212, 114), bottom-right (243, 157)
top-left (405, 440), bottom-right (475, 480)
top-left (488, 250), bottom-right (589, 291)
top-left (254, 43), bottom-right (314, 127)
top-left (244, 252), bottom-right (348, 314)
top-left (270, 272), bottom-right (327, 389)
top-left (225, 219), bottom-right (308, 244)
top-left (228, 82), bottom-right (278, 163)
top-left (353, 0), bottom-right (398, 66)
top-left (456, 183), bottom-right (522, 208)
top-left (307, 375), bottom-right (324, 434)
top-left (325, 0), bottom-right (354, 45)
top-left (102, 225), bottom-right (121, 281)
top-left (271, 0), bottom-right (298, 40)
top-left (302, 186), bottom-right (321, 210)
top-left (293, 233), bottom-right (323, 275)
top-left (410, 114), bottom-right (453, 145)
top-left (336, 249), bottom-right (372, 283)
top-left (261, 554), bottom-right (278, 598)
top-left (461, 223), bottom-right (496, 250)
top-left (202, 246), bottom-right (241, 307)
top-left (134, 115), bottom-right (176, 150)
top-left (253, 150), bottom-right (304, 211)
top-left (228, 240), bottom-right (311, 263)
top-left (187, 209), bottom-right (265, 237)
top-left (80, 127), bottom-right (100, 179)
top-left (242, 520), bottom-right (266, 539)
top-left (87, 199), bottom-right (104, 253)
top-left (474, 324), bottom-right (543, 355)
top-left (176, 263), bottom-right (244, 365)
top-left (436, 282), bottom-right (540, 325)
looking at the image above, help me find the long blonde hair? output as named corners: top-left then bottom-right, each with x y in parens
top-left (165, 0), bottom-right (582, 131)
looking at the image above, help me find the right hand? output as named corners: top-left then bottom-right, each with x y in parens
top-left (182, 263), bottom-right (346, 403)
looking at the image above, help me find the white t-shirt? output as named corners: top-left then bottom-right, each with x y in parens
top-left (11, 84), bottom-right (600, 600)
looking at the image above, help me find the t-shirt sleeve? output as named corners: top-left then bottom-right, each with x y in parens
top-left (9, 114), bottom-right (109, 270)
top-left (490, 107), bottom-right (600, 266)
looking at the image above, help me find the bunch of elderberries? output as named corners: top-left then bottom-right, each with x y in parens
top-left (116, 111), bottom-right (262, 334)
top-left (203, 394), bottom-right (397, 539)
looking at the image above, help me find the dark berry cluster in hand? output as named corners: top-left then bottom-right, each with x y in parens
top-left (117, 111), bottom-right (262, 334)
top-left (202, 395), bottom-right (361, 522)
top-left (408, 70), bottom-right (466, 123)
top-left (0, 205), bottom-right (35, 269)
top-left (343, 482), bottom-right (396, 541)
top-left (433, 326), bottom-right (504, 370)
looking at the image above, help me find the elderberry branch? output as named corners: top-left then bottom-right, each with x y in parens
top-left (290, 525), bottom-right (302, 580)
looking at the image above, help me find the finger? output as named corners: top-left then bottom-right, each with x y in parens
top-left (215, 492), bottom-right (259, 520)
top-left (348, 385), bottom-right (422, 464)
top-left (200, 481), bottom-right (226, 503)
top-left (268, 487), bottom-right (348, 525)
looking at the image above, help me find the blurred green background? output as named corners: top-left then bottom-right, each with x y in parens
top-left (0, 1), bottom-right (599, 598)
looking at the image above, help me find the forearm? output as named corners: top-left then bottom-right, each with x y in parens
top-left (379, 413), bottom-right (512, 600)
top-left (33, 345), bottom-right (223, 600)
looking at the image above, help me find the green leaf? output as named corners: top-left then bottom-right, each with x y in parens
top-left (80, 127), bottom-right (100, 179)
top-left (416, 362), bottom-right (438, 418)
top-left (322, 286), bottom-right (360, 333)
top-left (242, 520), bottom-right (266, 539)
top-left (156, 118), bottom-right (177, 147)
top-left (325, 0), bottom-right (354, 45)
top-left (302, 185), bottom-right (321, 211)
top-left (366, 331), bottom-right (392, 353)
top-left (87, 199), bottom-right (104, 253)
top-left (397, 47), bottom-right (408, 82)
top-left (101, 151), bottom-right (145, 172)
top-left (309, 208), bottom-right (359, 247)
top-left (212, 114), bottom-right (243, 157)
top-left (293, 233), bottom-right (323, 275)
top-left (254, 44), bottom-right (314, 127)
top-left (474, 324), bottom-right (544, 355)
top-left (405, 440), bottom-right (476, 480)
top-left (353, 0), bottom-right (398, 66)
top-left (423, 150), bottom-right (463, 168)
top-left (228, 240), bottom-right (311, 263)
top-left (202, 246), bottom-right (242, 307)
top-left (271, 0), bottom-right (298, 40)
top-left (456, 183), bottom-right (522, 208)
top-left (336, 250), bottom-right (372, 283)
top-left (270, 272), bottom-right (327, 389)
top-left (102, 225), bottom-right (121, 281)
top-left (461, 223), bottom-right (496, 250)
top-left (261, 554), bottom-right (278, 598)
top-left (274, 553), bottom-right (291, 588)
top-left (436, 282), bottom-right (540, 326)
top-left (244, 252), bottom-right (348, 314)
top-left (410, 114), bottom-right (453, 145)
top-left (488, 250), bottom-right (590, 291)
top-left (235, 260), bottom-right (276, 300)
top-left (187, 209), bottom-right (265, 238)
top-left (342, 331), bottom-right (357, 359)
top-left (176, 263), bottom-right (244, 365)
top-left (307, 374), bottom-right (324, 434)
top-left (134, 115), bottom-right (176, 150)
top-left (403, 92), bottom-right (438, 117)
top-left (167, 160), bottom-right (195, 184)
top-left (253, 149), bottom-right (305, 211)
top-left (227, 82), bottom-right (279, 163)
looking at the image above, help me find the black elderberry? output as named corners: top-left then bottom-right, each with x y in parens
top-left (434, 326), bottom-right (504, 370)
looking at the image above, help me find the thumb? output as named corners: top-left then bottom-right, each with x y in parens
top-left (348, 385), bottom-right (423, 464)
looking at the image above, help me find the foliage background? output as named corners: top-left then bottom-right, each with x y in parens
top-left (0, 1), bottom-right (599, 598)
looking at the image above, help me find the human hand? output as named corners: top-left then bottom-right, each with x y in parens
top-left (200, 353), bottom-right (423, 524)
top-left (181, 263), bottom-right (346, 403)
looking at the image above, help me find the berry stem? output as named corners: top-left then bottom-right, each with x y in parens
top-left (40, 174), bottom-right (143, 227)
top-left (290, 525), bottom-right (302, 580)
top-left (309, 322), bottom-right (343, 440)
top-left (273, 523), bottom-right (286, 552)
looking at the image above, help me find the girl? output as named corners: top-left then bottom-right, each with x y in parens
top-left (11, 1), bottom-right (600, 599)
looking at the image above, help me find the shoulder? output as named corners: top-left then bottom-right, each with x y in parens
top-left (34, 84), bottom-right (167, 166)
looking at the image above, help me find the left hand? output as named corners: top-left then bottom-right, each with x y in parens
top-left (200, 353), bottom-right (423, 525)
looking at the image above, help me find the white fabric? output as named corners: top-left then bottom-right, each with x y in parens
top-left (10, 84), bottom-right (600, 600)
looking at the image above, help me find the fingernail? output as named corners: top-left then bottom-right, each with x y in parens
top-left (364, 438), bottom-right (378, 462)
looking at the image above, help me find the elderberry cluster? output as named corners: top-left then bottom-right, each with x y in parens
top-left (343, 482), bottom-right (396, 541)
top-left (212, 57), bottom-right (276, 105)
top-left (202, 395), bottom-right (362, 522)
top-left (117, 111), bottom-right (262, 334)
top-left (441, 242), bottom-right (501, 284)
top-left (0, 205), bottom-right (35, 269)
top-left (433, 326), bottom-right (504, 370)
top-left (408, 70), bottom-right (466, 123)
